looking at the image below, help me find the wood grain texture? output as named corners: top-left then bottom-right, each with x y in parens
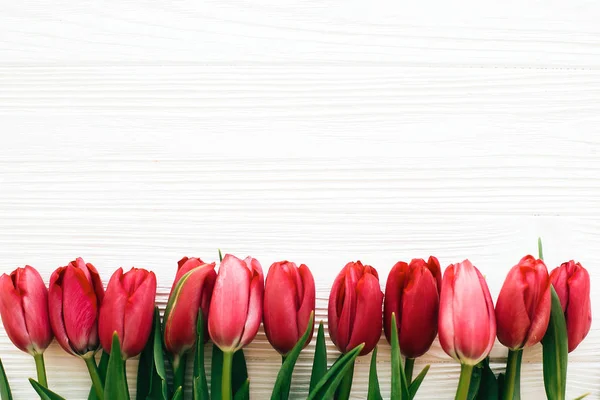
top-left (1, 1), bottom-right (600, 398)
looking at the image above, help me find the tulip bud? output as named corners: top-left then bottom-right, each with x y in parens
top-left (0, 266), bottom-right (53, 355)
top-left (550, 260), bottom-right (592, 352)
top-left (384, 257), bottom-right (441, 358)
top-left (263, 261), bottom-right (316, 355)
top-left (438, 260), bottom-right (496, 365)
top-left (328, 261), bottom-right (383, 356)
top-left (98, 267), bottom-right (157, 359)
top-left (48, 258), bottom-right (105, 357)
top-left (208, 254), bottom-right (264, 353)
top-left (163, 257), bottom-right (217, 357)
top-left (495, 255), bottom-right (551, 350)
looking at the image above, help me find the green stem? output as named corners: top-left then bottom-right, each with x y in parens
top-left (84, 355), bottom-right (104, 399)
top-left (455, 363), bottom-right (474, 400)
top-left (222, 351), bottom-right (234, 400)
top-left (281, 354), bottom-right (287, 365)
top-left (405, 358), bottom-right (415, 384)
top-left (33, 353), bottom-right (48, 388)
top-left (503, 349), bottom-right (523, 400)
top-left (173, 353), bottom-right (187, 394)
top-left (335, 359), bottom-right (355, 400)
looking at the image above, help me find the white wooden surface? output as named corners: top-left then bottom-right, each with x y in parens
top-left (1, 1), bottom-right (600, 398)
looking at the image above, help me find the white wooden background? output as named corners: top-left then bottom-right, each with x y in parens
top-left (1, 1), bottom-right (600, 398)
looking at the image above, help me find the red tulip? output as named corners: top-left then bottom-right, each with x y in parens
top-left (263, 261), bottom-right (316, 355)
top-left (163, 257), bottom-right (217, 357)
top-left (208, 254), bottom-right (264, 352)
top-left (0, 266), bottom-right (53, 355)
top-left (384, 257), bottom-right (441, 358)
top-left (495, 255), bottom-right (551, 350)
top-left (438, 260), bottom-right (496, 365)
top-left (328, 261), bottom-right (383, 356)
top-left (48, 258), bottom-right (105, 356)
top-left (98, 267), bottom-right (157, 359)
top-left (550, 260), bottom-right (592, 352)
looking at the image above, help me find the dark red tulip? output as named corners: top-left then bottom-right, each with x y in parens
top-left (263, 261), bottom-right (315, 355)
top-left (163, 257), bottom-right (217, 357)
top-left (439, 260), bottom-right (496, 365)
top-left (495, 255), bottom-right (551, 350)
top-left (384, 257), bottom-right (441, 358)
top-left (0, 266), bottom-right (53, 355)
top-left (550, 260), bottom-right (592, 352)
top-left (328, 261), bottom-right (383, 356)
top-left (98, 267), bottom-right (156, 359)
top-left (208, 255), bottom-right (264, 353)
top-left (48, 258), bottom-right (105, 356)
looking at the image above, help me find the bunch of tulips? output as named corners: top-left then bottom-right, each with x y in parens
top-left (0, 240), bottom-right (592, 400)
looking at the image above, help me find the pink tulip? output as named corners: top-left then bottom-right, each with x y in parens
top-left (495, 255), bottom-right (551, 350)
top-left (98, 267), bottom-right (157, 359)
top-left (550, 260), bottom-right (592, 352)
top-left (439, 260), bottom-right (496, 365)
top-left (164, 257), bottom-right (217, 356)
top-left (0, 266), bottom-right (53, 355)
top-left (263, 261), bottom-right (315, 355)
top-left (208, 254), bottom-right (264, 352)
top-left (328, 261), bottom-right (383, 356)
top-left (384, 257), bottom-right (441, 359)
top-left (48, 258), bottom-right (105, 356)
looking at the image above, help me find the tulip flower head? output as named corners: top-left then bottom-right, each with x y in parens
top-left (495, 255), bottom-right (551, 350)
top-left (263, 261), bottom-right (316, 355)
top-left (384, 256), bottom-right (442, 358)
top-left (550, 260), bottom-right (592, 352)
top-left (98, 267), bottom-right (157, 359)
top-left (164, 257), bottom-right (217, 357)
top-left (0, 266), bottom-right (53, 355)
top-left (48, 258), bottom-right (105, 357)
top-left (438, 260), bottom-right (496, 365)
top-left (328, 261), bottom-right (383, 356)
top-left (208, 254), bottom-right (264, 353)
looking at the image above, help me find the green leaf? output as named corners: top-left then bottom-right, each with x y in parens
top-left (232, 350), bottom-right (248, 396)
top-left (467, 361), bottom-right (483, 400)
top-left (538, 237), bottom-right (544, 261)
top-left (542, 285), bottom-right (568, 400)
top-left (367, 347), bottom-right (383, 400)
top-left (306, 344), bottom-right (364, 400)
top-left (104, 333), bottom-right (130, 400)
top-left (309, 322), bottom-right (327, 393)
top-left (0, 357), bottom-right (13, 400)
top-left (408, 365), bottom-right (430, 400)
top-left (138, 307), bottom-right (168, 400)
top-left (218, 249), bottom-right (223, 262)
top-left (475, 358), bottom-right (498, 400)
top-left (233, 380), bottom-right (250, 400)
top-left (28, 379), bottom-right (66, 400)
top-left (497, 373), bottom-right (505, 400)
top-left (390, 313), bottom-right (409, 400)
top-left (193, 308), bottom-right (210, 400)
top-left (271, 312), bottom-right (315, 400)
top-left (171, 386), bottom-right (183, 400)
top-left (89, 351), bottom-right (109, 400)
top-left (210, 345), bottom-right (223, 400)
top-left (573, 393), bottom-right (590, 400)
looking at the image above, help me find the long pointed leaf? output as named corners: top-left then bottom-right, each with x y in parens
top-left (467, 361), bottom-right (483, 400)
top-left (193, 309), bottom-right (209, 400)
top-left (28, 379), bottom-right (66, 400)
top-left (306, 344), bottom-right (364, 400)
top-left (0, 358), bottom-right (13, 400)
top-left (391, 313), bottom-right (409, 400)
top-left (271, 312), bottom-right (315, 400)
top-left (232, 350), bottom-right (248, 396)
top-left (89, 352), bottom-right (109, 400)
top-left (542, 286), bottom-right (568, 400)
top-left (210, 345), bottom-right (223, 400)
top-left (104, 333), bottom-right (130, 400)
top-left (408, 365), bottom-right (429, 400)
top-left (171, 386), bottom-right (183, 400)
top-left (367, 347), bottom-right (383, 400)
top-left (573, 393), bottom-right (590, 400)
top-left (309, 322), bottom-right (327, 393)
top-left (233, 380), bottom-right (250, 400)
top-left (475, 358), bottom-right (498, 400)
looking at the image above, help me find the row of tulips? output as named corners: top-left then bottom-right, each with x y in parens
top-left (0, 240), bottom-right (592, 400)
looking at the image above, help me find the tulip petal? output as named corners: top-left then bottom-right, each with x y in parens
top-left (383, 262), bottom-right (408, 344)
top-left (18, 266), bottom-right (52, 352)
top-left (495, 271), bottom-right (531, 349)
top-left (565, 266), bottom-right (592, 352)
top-left (98, 268), bottom-right (127, 354)
top-left (208, 255), bottom-right (251, 351)
top-left (122, 271), bottom-right (156, 358)
top-left (327, 272), bottom-right (343, 348)
top-left (238, 267), bottom-right (264, 349)
top-left (335, 266), bottom-right (359, 352)
top-left (438, 265), bottom-right (457, 361)
top-left (297, 264), bottom-right (316, 347)
top-left (0, 273), bottom-right (32, 353)
top-left (347, 273), bottom-right (383, 355)
top-left (62, 266), bottom-right (99, 354)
